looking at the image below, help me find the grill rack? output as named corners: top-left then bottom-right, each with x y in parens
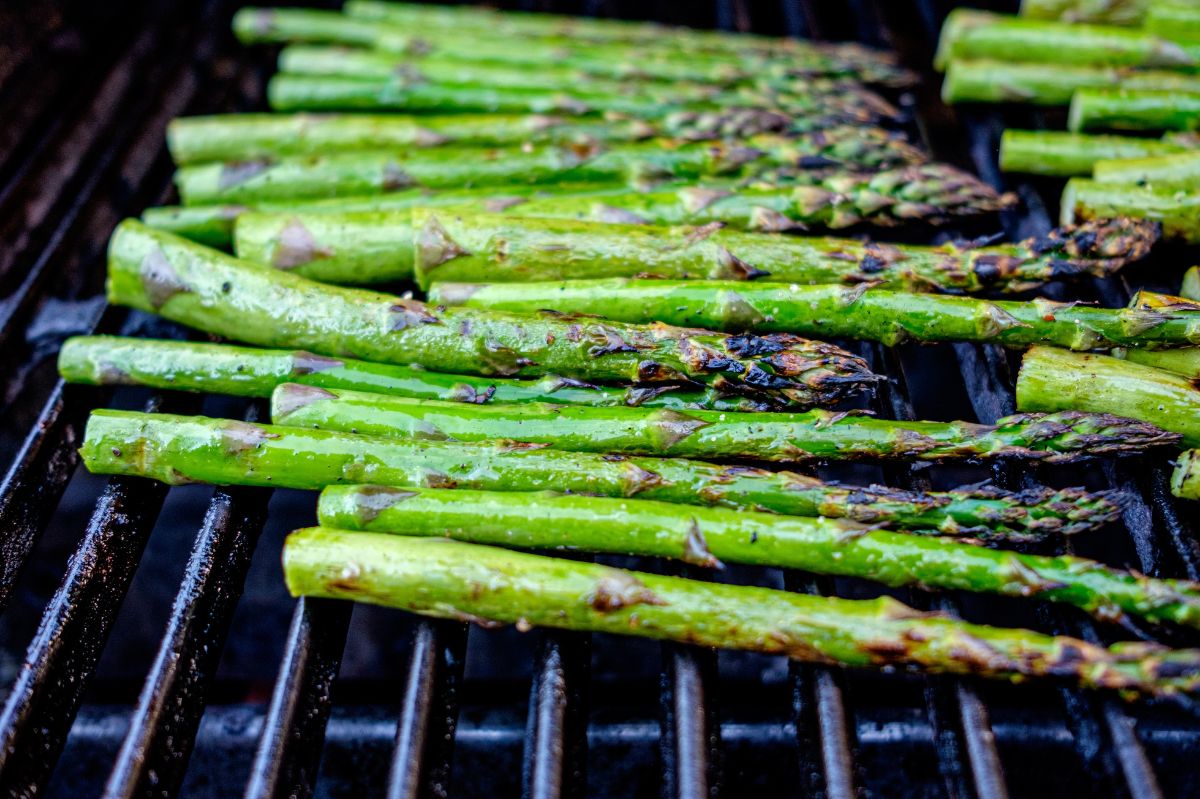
top-left (0, 1), bottom-right (1197, 797)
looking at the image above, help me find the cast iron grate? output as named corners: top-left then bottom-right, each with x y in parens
top-left (0, 1), bottom-right (1196, 797)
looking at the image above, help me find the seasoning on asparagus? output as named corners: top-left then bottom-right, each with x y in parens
top-left (233, 208), bottom-right (1156, 293)
top-left (999, 129), bottom-right (1194, 177)
top-left (283, 529), bottom-right (1200, 700)
top-left (1062, 179), bottom-right (1200, 242)
top-left (108, 221), bottom-right (877, 406)
top-left (1172, 450), bottom-right (1200, 500)
top-left (1093, 151), bottom-right (1200, 185)
top-left (942, 59), bottom-right (1200, 106)
top-left (1069, 89), bottom-right (1200, 132)
top-left (269, 382), bottom-right (1178, 463)
top-left (1017, 345), bottom-right (1200, 446)
top-left (315, 484), bottom-right (1193, 628)
top-left (78, 409), bottom-right (1132, 540)
top-left (429, 276), bottom-right (1200, 351)
top-left (173, 134), bottom-right (927, 205)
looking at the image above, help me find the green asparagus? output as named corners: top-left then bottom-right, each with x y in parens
top-left (1062, 178), bottom-right (1200, 241)
top-left (283, 529), bottom-right (1200, 700)
top-left (937, 9), bottom-right (1200, 68)
top-left (79, 409), bottom-right (1126, 538)
top-left (1000, 129), bottom-right (1193, 177)
top-left (429, 277), bottom-right (1200, 351)
top-left (1094, 151), bottom-right (1200, 185)
top-left (1019, 0), bottom-right (1149, 25)
top-left (1184, 265), bottom-right (1200, 299)
top-left (314, 484), bottom-right (1194, 628)
top-left (1145, 2), bottom-right (1200, 39)
top-left (1115, 293), bottom-right (1200, 376)
top-left (232, 208), bottom-right (1156, 294)
top-left (107, 221), bottom-right (876, 405)
top-left (173, 135), bottom-right (927, 206)
top-left (1069, 89), bottom-right (1200, 132)
top-left (1016, 345), bottom-right (1200, 446)
top-left (57, 336), bottom-right (775, 412)
top-left (1172, 449), bottom-right (1200, 499)
top-left (269, 382), bottom-right (1178, 463)
top-left (943, 59), bottom-right (1200, 106)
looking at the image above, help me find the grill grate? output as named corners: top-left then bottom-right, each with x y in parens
top-left (0, 1), bottom-right (1198, 797)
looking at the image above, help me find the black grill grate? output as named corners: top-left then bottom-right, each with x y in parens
top-left (0, 1), bottom-right (1197, 797)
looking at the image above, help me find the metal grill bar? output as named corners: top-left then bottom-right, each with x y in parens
top-left (522, 633), bottom-right (590, 799)
top-left (386, 620), bottom-right (467, 799)
top-left (243, 597), bottom-right (353, 799)
top-left (660, 645), bottom-right (717, 799)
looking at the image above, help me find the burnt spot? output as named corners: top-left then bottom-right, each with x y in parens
top-left (715, 247), bottom-right (769, 280)
top-left (587, 571), bottom-right (666, 612)
top-left (859, 253), bottom-right (887, 274)
top-left (272, 218), bottom-right (334, 269)
top-left (586, 326), bottom-right (639, 358)
top-left (477, 339), bottom-right (534, 376)
top-left (273, 383), bottom-right (337, 419)
top-left (484, 195), bottom-right (528, 212)
top-left (290, 351), bottom-right (344, 376)
top-left (623, 385), bottom-right (676, 406)
top-left (95, 360), bottom-right (134, 385)
top-left (140, 247), bottom-right (192, 310)
top-left (382, 162), bottom-right (415, 191)
top-left (217, 159), bottom-right (272, 190)
top-left (681, 221), bottom-right (726, 246)
top-left (349, 485), bottom-right (419, 523)
top-left (388, 300), bottom-right (441, 330)
top-left (681, 519), bottom-right (722, 568)
top-left (415, 216), bottom-right (471, 271)
top-left (637, 360), bottom-right (686, 382)
top-left (448, 383), bottom-right (496, 404)
top-left (649, 409), bottom-right (710, 448)
top-left (621, 462), bottom-right (664, 495)
top-left (421, 470), bottom-right (458, 489)
top-left (221, 420), bottom-right (281, 456)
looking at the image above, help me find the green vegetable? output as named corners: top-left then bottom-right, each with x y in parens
top-left (57, 336), bottom-right (773, 412)
top-left (80, 409), bottom-right (1125, 537)
top-left (1062, 178), bottom-right (1200, 241)
top-left (429, 277), bottom-right (1200, 351)
top-left (1069, 89), bottom-right (1200, 132)
top-left (1172, 449), bottom-right (1200, 499)
top-left (943, 59), bottom-right (1200, 106)
top-left (1145, 2), bottom-right (1200, 39)
top-left (269, 382), bottom-right (1178, 463)
top-left (314, 484), bottom-right (1192, 628)
top-left (1019, 0), bottom-right (1149, 25)
top-left (107, 221), bottom-right (876, 406)
top-left (1016, 344), bottom-right (1200, 446)
top-left (282, 528), bottom-right (1200, 700)
top-left (1094, 151), bottom-right (1200, 185)
top-left (999, 129), bottom-right (1192, 176)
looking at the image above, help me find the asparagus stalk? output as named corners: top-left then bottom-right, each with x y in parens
top-left (80, 409), bottom-right (1125, 538)
top-left (999, 129), bottom-right (1193, 176)
top-left (315, 484), bottom-right (1195, 628)
top-left (1145, 2), bottom-right (1200, 39)
top-left (1172, 449), bottom-right (1200, 499)
top-left (270, 382), bottom-right (1178, 463)
top-left (57, 336), bottom-right (774, 412)
top-left (1094, 151), bottom-right (1200, 185)
top-left (232, 207), bottom-right (1156, 294)
top-left (937, 9), bottom-right (1200, 68)
top-left (1069, 89), bottom-right (1200, 132)
top-left (943, 59), bottom-right (1200, 106)
top-left (1184, 265), bottom-right (1200, 299)
top-left (108, 222), bottom-right (876, 405)
top-left (1016, 345), bottom-right (1200, 446)
top-left (166, 108), bottom-right (841, 166)
top-left (283, 528), bottom-right (1200, 700)
top-left (1119, 346), bottom-right (1200, 377)
top-left (1019, 0), bottom-right (1149, 25)
top-left (1062, 178), bottom-right (1200, 241)
top-left (173, 134), bottom-right (927, 206)
top-left (430, 277), bottom-right (1200, 351)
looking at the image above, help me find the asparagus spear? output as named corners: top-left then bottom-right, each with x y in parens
top-left (1094, 151), bottom-right (1200, 185)
top-left (1000, 129), bottom-right (1193, 176)
top-left (283, 528), bottom-right (1200, 700)
top-left (270, 382), bottom-right (1177, 463)
top-left (937, 9), bottom-right (1200, 68)
top-left (1069, 89), bottom-right (1200, 132)
top-left (1019, 0), bottom-right (1149, 25)
top-left (1062, 178), bottom-right (1200, 241)
top-left (943, 59), bottom-right (1200, 106)
top-left (1184, 265), bottom-right (1200, 299)
top-left (232, 207), bottom-right (1156, 294)
top-left (108, 221), bottom-right (876, 405)
top-left (1017, 345), bottom-right (1200, 446)
top-left (1114, 292), bottom-right (1200, 376)
top-left (315, 484), bottom-right (1195, 628)
top-left (57, 336), bottom-right (774, 412)
top-left (1172, 449), bottom-right (1200, 499)
top-left (166, 108), bottom-right (837, 165)
top-left (429, 278), bottom-right (1200, 351)
top-left (1145, 2), bottom-right (1200, 39)
top-left (80, 409), bottom-right (1126, 538)
top-left (173, 135), bottom-right (927, 205)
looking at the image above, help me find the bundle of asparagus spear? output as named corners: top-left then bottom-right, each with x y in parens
top-left (66, 2), bottom-right (1200, 701)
